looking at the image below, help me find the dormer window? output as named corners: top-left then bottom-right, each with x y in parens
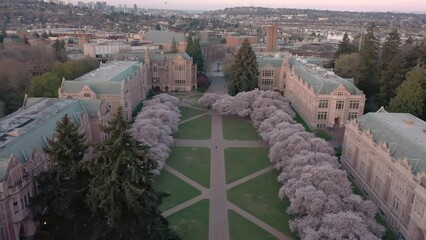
top-left (337, 92), bottom-right (344, 96)
top-left (83, 93), bottom-right (90, 98)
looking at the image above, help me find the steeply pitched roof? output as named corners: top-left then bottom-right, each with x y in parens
top-left (0, 98), bottom-right (90, 180)
top-left (143, 30), bottom-right (186, 45)
top-left (289, 58), bottom-right (363, 95)
top-left (357, 112), bottom-right (426, 174)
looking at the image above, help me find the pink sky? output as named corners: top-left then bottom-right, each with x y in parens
top-left (78, 0), bottom-right (426, 12)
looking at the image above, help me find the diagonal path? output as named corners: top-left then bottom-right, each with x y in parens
top-left (179, 112), bottom-right (210, 125)
top-left (227, 202), bottom-right (293, 240)
top-left (226, 166), bottom-right (274, 190)
top-left (165, 105), bottom-right (293, 240)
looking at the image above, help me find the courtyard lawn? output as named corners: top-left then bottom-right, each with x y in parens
top-left (315, 130), bottom-right (332, 141)
top-left (179, 106), bottom-right (206, 121)
top-left (167, 147), bottom-right (211, 188)
top-left (227, 171), bottom-right (298, 239)
top-left (174, 114), bottom-right (212, 140)
top-left (228, 210), bottom-right (278, 240)
top-left (167, 199), bottom-right (209, 240)
top-left (224, 147), bottom-right (271, 184)
top-left (222, 115), bottom-right (261, 141)
top-left (155, 171), bottom-right (201, 212)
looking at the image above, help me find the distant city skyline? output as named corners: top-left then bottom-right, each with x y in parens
top-left (73, 0), bottom-right (426, 13)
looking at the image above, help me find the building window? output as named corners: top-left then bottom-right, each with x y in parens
top-left (348, 112), bottom-right (358, 120)
top-left (153, 66), bottom-right (158, 72)
top-left (261, 79), bottom-right (273, 86)
top-left (13, 201), bottom-right (19, 213)
top-left (349, 100), bottom-right (360, 109)
top-left (175, 64), bottom-right (185, 71)
top-left (317, 111), bottom-right (327, 120)
top-left (175, 79), bottom-right (185, 84)
top-left (262, 70), bottom-right (273, 77)
top-left (317, 123), bottom-right (326, 129)
top-left (152, 77), bottom-right (160, 84)
top-left (83, 93), bottom-right (90, 98)
top-left (336, 100), bottom-right (344, 109)
top-left (319, 100), bottom-right (329, 108)
top-left (337, 91), bottom-right (344, 96)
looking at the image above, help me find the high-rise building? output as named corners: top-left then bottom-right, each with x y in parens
top-left (266, 23), bottom-right (278, 52)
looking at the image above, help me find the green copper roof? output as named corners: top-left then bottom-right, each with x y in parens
top-left (144, 30), bottom-right (186, 45)
top-left (289, 58), bottom-right (363, 95)
top-left (257, 58), bottom-right (284, 68)
top-left (0, 99), bottom-right (89, 180)
top-left (80, 99), bottom-right (102, 116)
top-left (357, 112), bottom-right (426, 174)
top-left (62, 61), bottom-right (140, 95)
top-left (62, 82), bottom-right (122, 94)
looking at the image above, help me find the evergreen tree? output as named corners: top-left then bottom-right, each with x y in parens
top-left (28, 72), bottom-right (62, 97)
top-left (194, 39), bottom-right (204, 72)
top-left (34, 115), bottom-right (91, 239)
top-left (228, 38), bottom-right (259, 95)
top-left (52, 39), bottom-right (68, 63)
top-left (357, 22), bottom-right (381, 98)
top-left (171, 37), bottom-right (178, 53)
top-left (334, 33), bottom-right (356, 60)
top-left (389, 65), bottom-right (426, 118)
top-left (87, 109), bottom-right (179, 240)
top-left (379, 29), bottom-right (404, 106)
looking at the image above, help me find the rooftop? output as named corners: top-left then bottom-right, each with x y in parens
top-left (257, 57), bottom-right (284, 68)
top-left (143, 30), bottom-right (186, 45)
top-left (0, 98), bottom-right (91, 180)
top-left (149, 52), bottom-right (192, 62)
top-left (73, 61), bottom-right (140, 82)
top-left (62, 61), bottom-right (141, 95)
top-left (358, 111), bottom-right (426, 174)
top-left (289, 57), bottom-right (363, 95)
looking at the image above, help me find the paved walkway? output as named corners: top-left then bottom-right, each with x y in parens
top-left (161, 108), bottom-right (293, 240)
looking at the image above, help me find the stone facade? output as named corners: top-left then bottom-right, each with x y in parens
top-left (284, 57), bottom-right (365, 129)
top-left (342, 109), bottom-right (426, 240)
top-left (0, 98), bottom-right (110, 240)
top-left (144, 51), bottom-right (197, 92)
top-left (257, 57), bottom-right (286, 91)
top-left (58, 61), bottom-right (148, 121)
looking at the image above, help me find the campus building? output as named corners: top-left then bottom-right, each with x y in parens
top-left (257, 56), bottom-right (286, 91)
top-left (144, 51), bottom-right (197, 92)
top-left (266, 23), bottom-right (278, 52)
top-left (284, 57), bottom-right (365, 129)
top-left (342, 109), bottom-right (426, 240)
top-left (0, 98), bottom-right (110, 240)
top-left (83, 42), bottom-right (130, 62)
top-left (58, 61), bottom-right (148, 121)
top-left (142, 30), bottom-right (187, 53)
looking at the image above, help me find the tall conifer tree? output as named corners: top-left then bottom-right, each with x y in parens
top-left (34, 115), bottom-right (91, 239)
top-left (228, 38), bottom-right (259, 95)
top-left (87, 109), bottom-right (179, 240)
top-left (334, 33), bottom-right (356, 60)
top-left (379, 29), bottom-right (404, 106)
top-left (357, 22), bottom-right (380, 98)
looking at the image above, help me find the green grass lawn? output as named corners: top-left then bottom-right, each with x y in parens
top-left (166, 147), bottom-right (211, 188)
top-left (228, 210), bottom-right (278, 240)
top-left (227, 171), bottom-right (298, 239)
top-left (222, 115), bottom-right (261, 140)
top-left (179, 106), bottom-right (206, 121)
top-left (155, 171), bottom-right (201, 212)
top-left (175, 114), bottom-right (212, 140)
top-left (225, 147), bottom-right (271, 184)
top-left (291, 107), bottom-right (311, 132)
top-left (167, 199), bottom-right (209, 240)
top-left (315, 130), bottom-right (332, 141)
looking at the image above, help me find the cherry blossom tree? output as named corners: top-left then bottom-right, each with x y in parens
top-left (198, 93), bottom-right (222, 108)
